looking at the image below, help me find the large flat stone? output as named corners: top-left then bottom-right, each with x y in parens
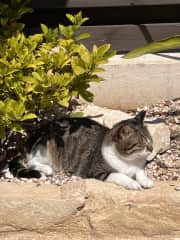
top-left (90, 53), bottom-right (180, 109)
top-left (0, 180), bottom-right (180, 239)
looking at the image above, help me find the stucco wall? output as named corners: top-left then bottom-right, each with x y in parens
top-left (90, 53), bottom-right (180, 109)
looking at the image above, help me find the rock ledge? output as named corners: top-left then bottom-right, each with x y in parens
top-left (0, 180), bottom-right (180, 240)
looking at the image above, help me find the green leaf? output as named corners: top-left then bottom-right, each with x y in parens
top-left (27, 64), bottom-right (38, 69)
top-left (0, 101), bottom-right (4, 111)
top-left (74, 11), bottom-right (89, 25)
top-left (4, 99), bottom-right (25, 120)
top-left (34, 84), bottom-right (44, 93)
top-left (104, 49), bottom-right (116, 59)
top-left (123, 35), bottom-right (180, 59)
top-left (72, 58), bottom-right (86, 75)
top-left (94, 68), bottom-right (105, 72)
top-left (9, 123), bottom-right (24, 134)
top-left (59, 25), bottom-right (78, 39)
top-left (79, 45), bottom-right (91, 64)
top-left (75, 33), bottom-right (90, 41)
top-left (72, 44), bottom-right (91, 64)
top-left (72, 65), bottom-right (85, 75)
top-left (66, 14), bottom-right (75, 24)
top-left (32, 72), bottom-right (42, 81)
top-left (79, 17), bottom-right (89, 25)
top-left (97, 44), bottom-right (111, 56)
top-left (0, 59), bottom-right (9, 66)
top-left (22, 113), bottom-right (37, 121)
top-left (87, 75), bottom-right (103, 82)
top-left (14, 102), bottom-right (26, 119)
top-left (29, 33), bottom-right (43, 43)
top-left (79, 90), bottom-right (94, 102)
top-left (72, 90), bottom-right (79, 98)
top-left (4, 99), bottom-right (16, 113)
top-left (41, 24), bottom-right (49, 35)
top-left (18, 7), bottom-right (33, 16)
top-left (58, 95), bottom-right (71, 107)
top-left (70, 111), bottom-right (84, 118)
top-left (58, 73), bottom-right (73, 87)
top-left (92, 45), bottom-right (98, 56)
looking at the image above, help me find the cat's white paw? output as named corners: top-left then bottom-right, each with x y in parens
top-left (106, 173), bottom-right (142, 190)
top-left (127, 180), bottom-right (142, 190)
top-left (136, 170), bottom-right (154, 189)
top-left (139, 178), bottom-right (154, 189)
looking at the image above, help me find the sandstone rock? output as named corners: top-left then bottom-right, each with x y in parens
top-left (83, 104), bottom-right (130, 127)
top-left (170, 124), bottom-right (180, 140)
top-left (146, 121), bottom-right (170, 159)
top-left (0, 180), bottom-right (180, 240)
top-left (83, 104), bottom-right (170, 157)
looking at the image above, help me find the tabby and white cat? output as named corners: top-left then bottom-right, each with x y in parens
top-left (9, 111), bottom-right (154, 190)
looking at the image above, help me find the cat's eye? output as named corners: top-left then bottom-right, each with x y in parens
top-left (126, 143), bottom-right (137, 151)
top-left (126, 144), bottom-right (144, 154)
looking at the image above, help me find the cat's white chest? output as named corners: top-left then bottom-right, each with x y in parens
top-left (101, 142), bottom-right (144, 178)
top-left (120, 163), bottom-right (139, 178)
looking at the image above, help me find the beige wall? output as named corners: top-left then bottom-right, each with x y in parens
top-left (90, 53), bottom-right (180, 110)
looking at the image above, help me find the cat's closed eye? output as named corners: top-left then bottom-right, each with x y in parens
top-left (126, 143), bottom-right (145, 154)
top-left (126, 143), bottom-right (138, 151)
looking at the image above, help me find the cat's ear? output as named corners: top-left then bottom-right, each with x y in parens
top-left (135, 111), bottom-right (146, 124)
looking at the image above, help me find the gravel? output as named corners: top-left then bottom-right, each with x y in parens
top-left (0, 168), bottom-right (80, 186)
top-left (0, 98), bottom-right (179, 186)
top-left (137, 98), bottom-right (180, 181)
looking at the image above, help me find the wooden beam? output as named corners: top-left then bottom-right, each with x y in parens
top-left (25, 23), bottom-right (180, 53)
top-left (23, 5), bottom-right (180, 26)
top-left (30, 0), bottom-right (180, 8)
top-left (80, 24), bottom-right (180, 52)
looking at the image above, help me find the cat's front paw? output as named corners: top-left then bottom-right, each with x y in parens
top-left (140, 178), bottom-right (154, 189)
top-left (127, 180), bottom-right (142, 190)
top-left (136, 171), bottom-right (154, 189)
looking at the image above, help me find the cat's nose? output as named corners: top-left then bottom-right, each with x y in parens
top-left (147, 144), bottom-right (153, 152)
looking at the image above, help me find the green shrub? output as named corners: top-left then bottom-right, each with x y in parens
top-left (0, 0), bottom-right (32, 38)
top-left (0, 7), bottom-right (115, 137)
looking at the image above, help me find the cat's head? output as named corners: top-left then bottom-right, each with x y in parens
top-left (111, 111), bottom-right (153, 162)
